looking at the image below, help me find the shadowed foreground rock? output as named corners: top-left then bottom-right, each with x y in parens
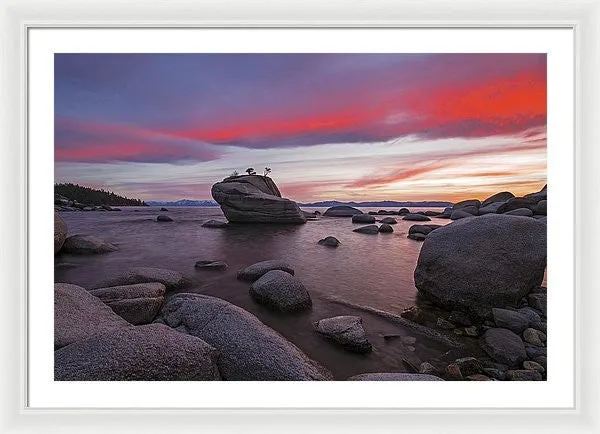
top-left (211, 175), bottom-right (306, 224)
top-left (250, 270), bottom-right (312, 312)
top-left (62, 234), bottom-right (118, 254)
top-left (479, 328), bottom-right (527, 367)
top-left (54, 283), bottom-right (130, 349)
top-left (237, 259), bottom-right (294, 282)
top-left (54, 212), bottom-right (68, 254)
top-left (55, 324), bottom-right (221, 381)
top-left (314, 316), bottom-right (372, 353)
top-left (93, 267), bottom-right (187, 290)
top-left (89, 282), bottom-right (166, 325)
top-left (158, 293), bottom-right (332, 380)
top-left (347, 373), bottom-right (444, 381)
top-left (414, 214), bottom-right (546, 316)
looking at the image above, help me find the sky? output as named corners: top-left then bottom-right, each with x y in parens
top-left (54, 53), bottom-right (547, 203)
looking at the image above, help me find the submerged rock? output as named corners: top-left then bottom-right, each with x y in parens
top-left (353, 225), bottom-right (380, 234)
top-left (318, 236), bottom-right (340, 247)
top-left (201, 219), bottom-right (228, 228)
top-left (250, 270), bottom-right (312, 312)
top-left (54, 212), bottom-right (68, 254)
top-left (403, 214), bottom-right (431, 221)
top-left (93, 267), bottom-right (187, 291)
top-left (323, 205), bottom-right (363, 217)
top-left (347, 373), bottom-right (444, 381)
top-left (211, 175), bottom-right (306, 224)
top-left (55, 323), bottom-right (221, 381)
top-left (414, 214), bottom-right (547, 316)
top-left (54, 283), bottom-right (130, 349)
top-left (195, 260), bottom-right (228, 270)
top-left (89, 282), bottom-right (166, 325)
top-left (159, 293), bottom-right (331, 380)
top-left (62, 234), bottom-right (118, 254)
top-left (237, 259), bottom-right (294, 282)
top-left (156, 214), bottom-right (174, 222)
top-left (314, 316), bottom-right (372, 353)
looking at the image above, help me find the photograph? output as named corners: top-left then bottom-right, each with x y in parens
top-left (53, 52), bottom-right (548, 382)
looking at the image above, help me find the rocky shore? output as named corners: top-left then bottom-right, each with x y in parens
top-left (54, 179), bottom-right (548, 381)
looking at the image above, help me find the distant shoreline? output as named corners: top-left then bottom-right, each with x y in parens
top-left (146, 200), bottom-right (453, 208)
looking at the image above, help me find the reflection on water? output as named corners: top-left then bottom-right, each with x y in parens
top-left (54, 206), bottom-right (507, 379)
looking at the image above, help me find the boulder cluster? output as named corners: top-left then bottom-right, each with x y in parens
top-left (398, 186), bottom-right (548, 381)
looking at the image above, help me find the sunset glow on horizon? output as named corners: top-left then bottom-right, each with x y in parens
top-left (54, 53), bottom-right (547, 203)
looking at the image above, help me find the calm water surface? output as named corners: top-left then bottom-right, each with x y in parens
top-left (55, 206), bottom-right (476, 379)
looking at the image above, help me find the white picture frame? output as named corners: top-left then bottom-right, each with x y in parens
top-left (1, 0), bottom-right (599, 432)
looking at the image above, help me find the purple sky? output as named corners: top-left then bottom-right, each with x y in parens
top-left (54, 53), bottom-right (547, 202)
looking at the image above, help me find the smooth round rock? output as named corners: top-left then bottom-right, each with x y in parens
top-left (492, 308), bottom-right (530, 334)
top-left (157, 214), bottom-right (174, 222)
top-left (318, 236), bottom-right (340, 247)
top-left (201, 219), bottom-right (228, 228)
top-left (414, 214), bottom-right (547, 315)
top-left (62, 234), bottom-right (118, 254)
top-left (352, 214), bottom-right (376, 223)
top-left (158, 293), bottom-right (331, 380)
top-left (250, 270), bottom-right (312, 312)
top-left (89, 282), bottom-right (166, 325)
top-left (237, 259), bottom-right (294, 282)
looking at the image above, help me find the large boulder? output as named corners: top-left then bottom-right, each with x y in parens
top-left (93, 267), bottom-right (187, 290)
top-left (481, 191), bottom-right (515, 207)
top-left (55, 323), bottom-right (221, 381)
top-left (89, 283), bottom-right (166, 325)
top-left (158, 294), bottom-right (332, 380)
top-left (479, 328), bottom-right (527, 367)
top-left (211, 175), bottom-right (306, 224)
top-left (54, 283), bottom-right (130, 349)
top-left (249, 270), bottom-right (312, 312)
top-left (54, 212), bottom-right (68, 254)
top-left (352, 214), bottom-right (376, 223)
top-left (314, 316), bottom-right (372, 353)
top-left (62, 234), bottom-right (118, 254)
top-left (347, 373), bottom-right (444, 381)
top-left (323, 205), bottom-right (363, 217)
top-left (414, 214), bottom-right (547, 316)
top-left (378, 223), bottom-right (394, 233)
top-left (237, 259), bottom-right (294, 282)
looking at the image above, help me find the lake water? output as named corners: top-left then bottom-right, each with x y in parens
top-left (55, 206), bottom-right (472, 379)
